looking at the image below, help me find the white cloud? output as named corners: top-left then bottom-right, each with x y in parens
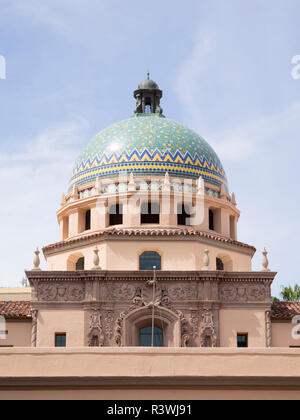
top-left (176, 33), bottom-right (214, 129)
top-left (0, 117), bottom-right (89, 286)
top-left (209, 101), bottom-right (300, 160)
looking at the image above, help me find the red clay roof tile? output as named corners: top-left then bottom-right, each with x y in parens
top-left (43, 228), bottom-right (256, 252)
top-left (0, 301), bottom-right (32, 319)
top-left (271, 301), bottom-right (300, 320)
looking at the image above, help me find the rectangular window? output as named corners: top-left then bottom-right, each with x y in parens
top-left (55, 333), bottom-right (66, 347)
top-left (141, 202), bottom-right (160, 224)
top-left (237, 334), bottom-right (248, 348)
top-left (109, 204), bottom-right (123, 226)
top-left (177, 204), bottom-right (191, 226)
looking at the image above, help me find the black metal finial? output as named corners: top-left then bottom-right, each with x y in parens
top-left (147, 71), bottom-right (150, 80)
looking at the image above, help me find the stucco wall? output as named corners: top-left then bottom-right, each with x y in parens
top-left (45, 240), bottom-right (252, 272)
top-left (219, 309), bottom-right (266, 347)
top-left (272, 321), bottom-right (300, 347)
top-left (0, 320), bottom-right (31, 347)
top-left (0, 348), bottom-right (300, 400)
top-left (37, 310), bottom-right (85, 347)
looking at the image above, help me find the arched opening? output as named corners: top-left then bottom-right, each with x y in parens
top-left (124, 306), bottom-right (181, 347)
top-left (141, 202), bottom-right (160, 224)
top-left (67, 253), bottom-right (85, 271)
top-left (216, 254), bottom-right (233, 271)
top-left (145, 104), bottom-right (151, 114)
top-left (177, 203), bottom-right (191, 226)
top-left (109, 203), bottom-right (123, 226)
top-left (76, 257), bottom-right (85, 271)
top-left (139, 326), bottom-right (163, 347)
top-left (85, 210), bottom-right (91, 231)
top-left (216, 257), bottom-right (224, 271)
top-left (139, 251), bottom-right (161, 271)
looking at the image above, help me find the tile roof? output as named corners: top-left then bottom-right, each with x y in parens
top-left (0, 301), bottom-right (32, 319)
top-left (43, 228), bottom-right (256, 252)
top-left (271, 302), bottom-right (300, 320)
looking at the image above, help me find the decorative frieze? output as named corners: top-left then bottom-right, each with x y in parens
top-left (26, 270), bottom-right (275, 348)
top-left (38, 283), bottom-right (85, 302)
top-left (168, 284), bottom-right (198, 300)
top-left (219, 283), bottom-right (268, 303)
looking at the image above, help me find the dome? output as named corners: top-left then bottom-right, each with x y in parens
top-left (69, 114), bottom-right (228, 191)
top-left (138, 79), bottom-right (159, 90)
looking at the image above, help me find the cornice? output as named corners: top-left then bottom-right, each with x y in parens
top-left (26, 270), bottom-right (277, 283)
top-left (1, 376), bottom-right (300, 390)
top-left (42, 229), bottom-right (256, 257)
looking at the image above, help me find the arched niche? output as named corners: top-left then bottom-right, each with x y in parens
top-left (216, 253), bottom-right (233, 271)
top-left (66, 252), bottom-right (85, 271)
top-left (123, 306), bottom-right (181, 347)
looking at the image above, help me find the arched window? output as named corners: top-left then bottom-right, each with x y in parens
top-left (139, 326), bottom-right (163, 347)
top-left (85, 210), bottom-right (91, 231)
top-left (141, 202), bottom-right (160, 224)
top-left (145, 104), bottom-right (151, 114)
top-left (109, 204), bottom-right (123, 226)
top-left (139, 251), bottom-right (161, 271)
top-left (209, 209), bottom-right (214, 230)
top-left (76, 257), bottom-right (85, 271)
top-left (216, 257), bottom-right (224, 271)
top-left (177, 203), bottom-right (191, 226)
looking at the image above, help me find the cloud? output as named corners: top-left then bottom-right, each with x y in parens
top-left (176, 33), bottom-right (214, 130)
top-left (0, 117), bottom-right (89, 286)
top-left (209, 101), bottom-right (300, 160)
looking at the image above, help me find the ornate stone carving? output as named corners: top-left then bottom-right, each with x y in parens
top-left (200, 309), bottom-right (217, 348)
top-left (105, 284), bottom-right (136, 301)
top-left (177, 310), bottom-right (190, 347)
top-left (38, 283), bottom-right (85, 302)
top-left (168, 284), bottom-right (198, 300)
top-left (190, 310), bottom-right (200, 340)
top-left (88, 308), bottom-right (104, 347)
top-left (266, 310), bottom-right (272, 348)
top-left (31, 309), bottom-right (38, 347)
top-left (103, 310), bottom-right (115, 340)
top-left (113, 282), bottom-right (191, 348)
top-left (220, 283), bottom-right (267, 302)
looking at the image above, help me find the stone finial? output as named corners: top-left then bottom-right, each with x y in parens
top-left (128, 172), bottom-right (135, 192)
top-left (92, 247), bottom-right (101, 270)
top-left (61, 193), bottom-right (66, 206)
top-left (220, 184), bottom-right (227, 200)
top-left (231, 192), bottom-right (237, 206)
top-left (32, 248), bottom-right (41, 271)
top-left (201, 249), bottom-right (210, 271)
top-left (163, 172), bottom-right (170, 192)
top-left (262, 248), bottom-right (271, 272)
top-left (197, 176), bottom-right (204, 194)
top-left (95, 177), bottom-right (102, 195)
top-left (72, 184), bottom-right (78, 201)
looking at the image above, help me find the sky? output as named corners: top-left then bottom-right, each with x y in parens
top-left (0, 0), bottom-right (299, 297)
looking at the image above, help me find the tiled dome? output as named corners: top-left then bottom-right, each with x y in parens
top-left (69, 114), bottom-right (228, 191)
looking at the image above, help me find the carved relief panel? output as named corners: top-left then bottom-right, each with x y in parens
top-left (38, 283), bottom-right (85, 302)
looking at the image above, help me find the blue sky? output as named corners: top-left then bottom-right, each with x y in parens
top-left (0, 0), bottom-right (299, 297)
